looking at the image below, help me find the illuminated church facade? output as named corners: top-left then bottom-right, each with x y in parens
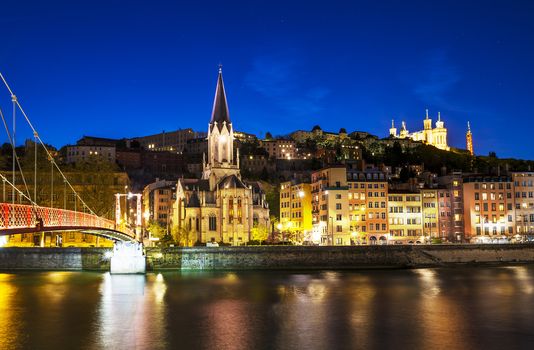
top-left (172, 68), bottom-right (270, 245)
top-left (389, 109), bottom-right (450, 151)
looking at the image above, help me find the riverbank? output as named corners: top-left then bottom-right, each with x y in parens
top-left (2, 244), bottom-right (534, 271)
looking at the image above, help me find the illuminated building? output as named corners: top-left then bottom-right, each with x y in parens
top-left (172, 67), bottom-right (270, 245)
top-left (142, 179), bottom-right (175, 228)
top-left (65, 145), bottom-right (116, 164)
top-left (132, 128), bottom-right (206, 153)
top-left (390, 109), bottom-right (450, 151)
top-left (437, 188), bottom-right (452, 241)
top-left (462, 175), bottom-right (515, 243)
top-left (466, 121), bottom-right (474, 155)
top-left (311, 166), bottom-right (350, 245)
top-left (347, 170), bottom-right (388, 244)
top-left (512, 172), bottom-right (534, 238)
top-left (437, 173), bottom-right (465, 242)
top-left (260, 139), bottom-right (296, 160)
top-left (421, 188), bottom-right (439, 240)
top-left (279, 180), bottom-right (312, 242)
top-left (388, 191), bottom-right (423, 244)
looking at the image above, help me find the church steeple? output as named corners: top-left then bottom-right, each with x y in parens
top-left (210, 65), bottom-right (231, 131)
top-left (203, 66), bottom-right (238, 185)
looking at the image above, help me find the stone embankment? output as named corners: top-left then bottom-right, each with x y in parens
top-left (2, 244), bottom-right (534, 271)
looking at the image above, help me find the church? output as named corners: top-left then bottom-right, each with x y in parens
top-left (172, 68), bottom-right (270, 245)
top-left (389, 109), bottom-right (450, 151)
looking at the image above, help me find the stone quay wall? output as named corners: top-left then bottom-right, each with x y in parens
top-left (2, 244), bottom-right (534, 271)
top-left (145, 244), bottom-right (534, 270)
top-left (0, 247), bottom-right (111, 271)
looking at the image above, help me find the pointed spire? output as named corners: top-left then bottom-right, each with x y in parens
top-left (467, 121), bottom-right (471, 132)
top-left (391, 119), bottom-right (395, 128)
top-left (438, 112), bottom-right (441, 121)
top-left (425, 108), bottom-right (429, 119)
top-left (210, 65), bottom-right (231, 131)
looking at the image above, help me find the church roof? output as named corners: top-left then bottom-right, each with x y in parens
top-left (218, 174), bottom-right (247, 189)
top-left (210, 67), bottom-right (231, 131)
top-left (179, 178), bottom-right (210, 191)
top-left (186, 192), bottom-right (201, 208)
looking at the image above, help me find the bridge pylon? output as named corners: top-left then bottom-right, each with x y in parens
top-left (110, 241), bottom-right (146, 274)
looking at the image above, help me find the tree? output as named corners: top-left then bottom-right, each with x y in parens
top-left (251, 222), bottom-right (269, 244)
top-left (265, 132), bottom-right (273, 140)
top-left (171, 224), bottom-right (195, 247)
top-left (147, 220), bottom-right (166, 240)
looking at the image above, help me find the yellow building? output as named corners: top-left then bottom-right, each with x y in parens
top-left (388, 191), bottom-right (424, 244)
top-left (279, 180), bottom-right (312, 242)
top-left (311, 166), bottom-right (350, 245)
top-left (390, 109), bottom-right (450, 151)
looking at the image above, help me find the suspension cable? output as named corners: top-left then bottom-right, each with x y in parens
top-left (0, 107), bottom-right (32, 203)
top-left (11, 95), bottom-right (15, 204)
top-left (0, 72), bottom-right (97, 215)
top-left (0, 173), bottom-right (37, 205)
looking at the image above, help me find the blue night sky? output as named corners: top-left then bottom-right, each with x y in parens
top-left (0, 0), bottom-right (533, 159)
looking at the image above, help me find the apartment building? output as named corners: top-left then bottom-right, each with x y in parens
top-left (512, 172), bottom-right (534, 236)
top-left (437, 173), bottom-right (464, 242)
top-left (260, 139), bottom-right (297, 160)
top-left (347, 170), bottom-right (388, 244)
top-left (279, 180), bottom-right (313, 242)
top-left (463, 175), bottom-right (515, 243)
top-left (421, 188), bottom-right (439, 240)
top-left (388, 191), bottom-right (423, 244)
top-left (311, 166), bottom-right (350, 245)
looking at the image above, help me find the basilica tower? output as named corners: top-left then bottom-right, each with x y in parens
top-left (466, 121), bottom-right (474, 156)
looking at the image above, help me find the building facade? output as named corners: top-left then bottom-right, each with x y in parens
top-left (512, 172), bottom-right (534, 237)
top-left (65, 145), bottom-right (116, 164)
top-left (142, 179), bottom-right (176, 229)
top-left (388, 191), bottom-right (423, 244)
top-left (311, 166), bottom-right (350, 245)
top-left (133, 128), bottom-right (206, 153)
top-left (463, 175), bottom-right (515, 243)
top-left (260, 139), bottom-right (296, 160)
top-left (279, 180), bottom-right (313, 242)
top-left (347, 170), bottom-right (389, 244)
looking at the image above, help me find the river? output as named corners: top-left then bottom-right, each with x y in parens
top-left (1, 267), bottom-right (534, 349)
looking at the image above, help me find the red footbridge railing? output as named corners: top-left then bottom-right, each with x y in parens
top-left (0, 203), bottom-right (136, 240)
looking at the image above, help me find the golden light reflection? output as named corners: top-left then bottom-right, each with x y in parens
top-left (0, 274), bottom-right (20, 350)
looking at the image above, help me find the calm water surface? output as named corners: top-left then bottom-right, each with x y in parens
top-left (1, 267), bottom-right (534, 350)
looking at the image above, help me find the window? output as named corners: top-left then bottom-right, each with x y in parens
top-left (336, 214), bottom-right (342, 221)
top-left (336, 225), bottom-right (342, 232)
top-left (336, 203), bottom-right (342, 210)
top-left (336, 194), bottom-right (341, 199)
top-left (209, 216), bottom-right (217, 231)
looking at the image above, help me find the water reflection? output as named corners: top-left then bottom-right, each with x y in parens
top-left (97, 273), bottom-right (168, 350)
top-left (0, 274), bottom-right (21, 349)
top-left (2, 268), bottom-right (534, 349)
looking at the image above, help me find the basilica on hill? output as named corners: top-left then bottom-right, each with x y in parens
top-left (172, 68), bottom-right (270, 245)
top-left (389, 109), bottom-right (450, 151)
